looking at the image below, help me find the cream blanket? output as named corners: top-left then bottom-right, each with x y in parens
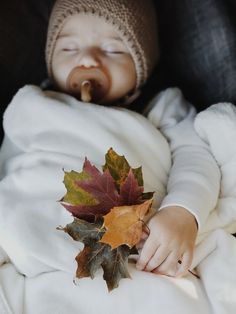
top-left (0, 86), bottom-right (235, 314)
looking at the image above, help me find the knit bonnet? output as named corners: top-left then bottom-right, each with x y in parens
top-left (46, 0), bottom-right (159, 91)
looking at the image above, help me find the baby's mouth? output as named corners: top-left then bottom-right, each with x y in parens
top-left (66, 66), bottom-right (111, 103)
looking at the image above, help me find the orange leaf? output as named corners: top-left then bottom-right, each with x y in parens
top-left (100, 199), bottom-right (153, 249)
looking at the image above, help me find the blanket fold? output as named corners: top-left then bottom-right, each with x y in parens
top-left (0, 86), bottom-right (235, 314)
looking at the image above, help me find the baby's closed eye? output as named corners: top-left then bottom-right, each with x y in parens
top-left (101, 41), bottom-right (128, 55)
top-left (62, 47), bottom-right (79, 53)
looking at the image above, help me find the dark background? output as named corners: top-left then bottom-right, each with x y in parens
top-left (1, 0), bottom-right (236, 141)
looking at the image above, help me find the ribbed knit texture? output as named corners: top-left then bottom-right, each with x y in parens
top-left (45, 0), bottom-right (159, 90)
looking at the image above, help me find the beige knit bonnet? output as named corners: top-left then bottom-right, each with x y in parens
top-left (46, 0), bottom-right (158, 95)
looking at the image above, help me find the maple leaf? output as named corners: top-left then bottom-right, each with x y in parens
top-left (75, 243), bottom-right (131, 291)
top-left (100, 199), bottom-right (153, 249)
top-left (101, 245), bottom-right (131, 291)
top-left (63, 217), bottom-right (105, 245)
top-left (64, 218), bottom-right (108, 279)
top-left (61, 153), bottom-right (152, 221)
top-left (103, 148), bottom-right (143, 188)
top-left (62, 169), bottom-right (98, 206)
top-left (119, 169), bottom-right (144, 205)
top-left (61, 158), bottom-right (122, 221)
top-left (59, 149), bottom-right (156, 290)
top-left (63, 218), bottom-right (131, 291)
top-left (76, 242), bottom-right (108, 279)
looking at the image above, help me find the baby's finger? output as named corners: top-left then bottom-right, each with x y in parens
top-left (142, 224), bottom-right (150, 236)
top-left (141, 230), bottom-right (149, 240)
top-left (136, 237), bottom-right (158, 270)
top-left (144, 245), bottom-right (169, 272)
top-left (136, 231), bottom-right (149, 250)
top-left (152, 251), bottom-right (181, 277)
top-left (136, 240), bottom-right (145, 250)
top-left (176, 250), bottom-right (193, 277)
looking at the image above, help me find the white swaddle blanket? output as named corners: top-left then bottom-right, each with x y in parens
top-left (0, 85), bottom-right (235, 314)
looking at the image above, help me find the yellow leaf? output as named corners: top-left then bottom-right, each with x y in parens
top-left (100, 199), bottom-right (153, 249)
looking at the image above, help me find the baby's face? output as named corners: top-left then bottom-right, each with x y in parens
top-left (52, 14), bottom-right (136, 105)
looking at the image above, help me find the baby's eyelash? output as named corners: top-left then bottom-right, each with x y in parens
top-left (62, 48), bottom-right (78, 52)
top-left (105, 51), bottom-right (124, 54)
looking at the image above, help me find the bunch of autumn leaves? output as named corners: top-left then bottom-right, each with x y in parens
top-left (60, 148), bottom-right (154, 291)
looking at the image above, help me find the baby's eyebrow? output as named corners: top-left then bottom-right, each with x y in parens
top-left (58, 33), bottom-right (75, 39)
top-left (57, 34), bottom-right (122, 41)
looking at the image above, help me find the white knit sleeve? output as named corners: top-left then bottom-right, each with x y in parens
top-left (145, 88), bottom-right (221, 229)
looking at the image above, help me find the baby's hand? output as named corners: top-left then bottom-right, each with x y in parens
top-left (136, 206), bottom-right (198, 277)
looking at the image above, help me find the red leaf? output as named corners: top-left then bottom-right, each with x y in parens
top-left (70, 159), bottom-right (122, 219)
top-left (61, 203), bottom-right (105, 222)
top-left (119, 169), bottom-right (144, 205)
top-left (61, 153), bottom-right (153, 222)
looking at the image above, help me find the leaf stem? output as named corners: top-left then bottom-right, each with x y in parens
top-left (140, 220), bottom-right (150, 236)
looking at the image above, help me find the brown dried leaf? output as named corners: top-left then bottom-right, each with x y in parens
top-left (100, 199), bottom-right (153, 249)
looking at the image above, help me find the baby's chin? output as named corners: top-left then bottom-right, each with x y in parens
top-left (53, 79), bottom-right (132, 106)
top-left (61, 86), bottom-right (128, 106)
top-left (97, 88), bottom-right (137, 106)
top-left (98, 94), bottom-right (123, 106)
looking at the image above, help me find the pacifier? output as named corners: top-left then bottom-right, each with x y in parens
top-left (66, 66), bottom-right (111, 103)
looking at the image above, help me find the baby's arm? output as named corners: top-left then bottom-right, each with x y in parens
top-left (137, 88), bottom-right (221, 277)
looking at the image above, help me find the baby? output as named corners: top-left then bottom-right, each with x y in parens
top-left (46, 0), bottom-right (159, 106)
top-left (45, 0), bottom-right (220, 278)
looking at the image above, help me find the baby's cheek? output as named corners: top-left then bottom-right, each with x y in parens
top-left (52, 64), bottom-right (70, 91)
top-left (113, 64), bottom-right (136, 91)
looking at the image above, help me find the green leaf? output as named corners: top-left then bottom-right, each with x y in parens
top-left (75, 242), bottom-right (131, 291)
top-left (63, 217), bottom-right (105, 245)
top-left (76, 242), bottom-right (109, 279)
top-left (63, 170), bottom-right (98, 206)
top-left (132, 167), bottom-right (144, 187)
top-left (103, 148), bottom-right (143, 188)
top-left (59, 148), bottom-right (156, 291)
top-left (141, 191), bottom-right (155, 200)
top-left (102, 245), bottom-right (131, 291)
top-left (61, 159), bottom-right (122, 221)
top-left (63, 217), bottom-right (131, 291)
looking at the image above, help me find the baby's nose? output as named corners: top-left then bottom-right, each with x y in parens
top-left (77, 50), bottom-right (100, 68)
